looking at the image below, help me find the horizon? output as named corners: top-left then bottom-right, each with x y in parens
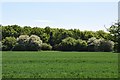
top-left (1, 2), bottom-right (118, 31)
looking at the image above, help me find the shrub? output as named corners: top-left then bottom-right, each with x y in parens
top-left (12, 35), bottom-right (29, 51)
top-left (75, 39), bottom-right (88, 51)
top-left (53, 44), bottom-right (59, 50)
top-left (41, 43), bottom-right (52, 50)
top-left (2, 37), bottom-right (17, 51)
top-left (0, 41), bottom-right (2, 51)
top-left (17, 35), bottom-right (29, 44)
top-left (57, 37), bottom-right (87, 51)
top-left (57, 37), bottom-right (76, 51)
top-left (27, 35), bottom-right (42, 51)
top-left (114, 42), bottom-right (118, 52)
top-left (87, 37), bottom-right (98, 51)
top-left (12, 44), bottom-right (27, 51)
top-left (87, 37), bottom-right (114, 52)
top-left (12, 35), bottom-right (42, 51)
top-left (99, 39), bottom-right (114, 52)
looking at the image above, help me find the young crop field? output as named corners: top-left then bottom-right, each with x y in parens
top-left (2, 51), bottom-right (118, 78)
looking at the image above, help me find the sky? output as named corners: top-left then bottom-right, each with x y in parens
top-left (1, 1), bottom-right (118, 31)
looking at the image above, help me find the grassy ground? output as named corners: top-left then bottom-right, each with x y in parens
top-left (2, 51), bottom-right (118, 78)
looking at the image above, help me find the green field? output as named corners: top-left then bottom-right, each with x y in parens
top-left (2, 51), bottom-right (118, 78)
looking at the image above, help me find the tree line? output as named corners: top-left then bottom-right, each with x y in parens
top-left (0, 23), bottom-right (119, 52)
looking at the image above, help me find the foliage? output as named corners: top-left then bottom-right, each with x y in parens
top-left (75, 39), bottom-right (88, 51)
top-left (12, 44), bottom-right (27, 51)
top-left (17, 35), bottom-right (29, 44)
top-left (0, 24), bottom-right (1, 40)
top-left (87, 37), bottom-right (98, 51)
top-left (1, 25), bottom-right (115, 52)
top-left (108, 21), bottom-right (120, 52)
top-left (57, 37), bottom-right (87, 51)
top-left (87, 37), bottom-right (114, 52)
top-left (0, 41), bottom-right (2, 51)
top-left (2, 25), bottom-right (23, 39)
top-left (57, 37), bottom-right (76, 51)
top-left (12, 35), bottom-right (29, 51)
top-left (22, 26), bottom-right (32, 35)
top-left (2, 25), bottom-right (110, 45)
top-left (13, 35), bottom-right (42, 51)
top-left (99, 39), bottom-right (114, 52)
top-left (2, 37), bottom-right (17, 51)
top-left (27, 35), bottom-right (42, 51)
top-left (41, 43), bottom-right (52, 50)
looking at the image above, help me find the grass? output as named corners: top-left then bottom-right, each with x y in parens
top-left (2, 51), bottom-right (118, 78)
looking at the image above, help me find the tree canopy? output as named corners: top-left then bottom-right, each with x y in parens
top-left (0, 25), bottom-right (116, 52)
top-left (108, 21), bottom-right (120, 52)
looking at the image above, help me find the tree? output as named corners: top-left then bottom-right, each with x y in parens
top-left (40, 33), bottom-right (49, 43)
top-left (2, 37), bottom-right (17, 51)
top-left (48, 32), bottom-right (54, 46)
top-left (71, 29), bottom-right (81, 39)
top-left (82, 31), bottom-right (95, 40)
top-left (2, 25), bottom-right (17, 39)
top-left (45, 26), bottom-right (51, 34)
top-left (0, 25), bottom-right (1, 50)
top-left (2, 24), bottom-right (115, 52)
top-left (109, 21), bottom-right (120, 52)
top-left (22, 26), bottom-right (32, 35)
top-left (96, 30), bottom-right (106, 39)
top-left (12, 25), bottom-right (23, 37)
top-left (31, 27), bottom-right (44, 37)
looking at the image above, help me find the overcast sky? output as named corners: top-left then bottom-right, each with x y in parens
top-left (1, 1), bottom-right (118, 31)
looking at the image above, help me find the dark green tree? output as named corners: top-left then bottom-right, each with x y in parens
top-left (109, 21), bottom-right (120, 52)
